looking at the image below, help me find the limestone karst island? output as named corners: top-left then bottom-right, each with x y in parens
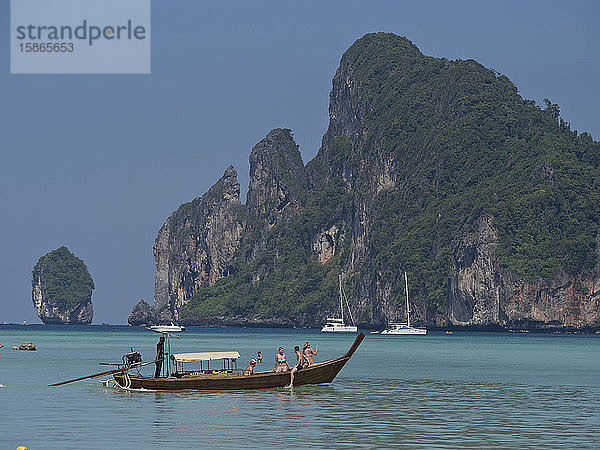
top-left (32, 246), bottom-right (94, 324)
top-left (130, 33), bottom-right (600, 332)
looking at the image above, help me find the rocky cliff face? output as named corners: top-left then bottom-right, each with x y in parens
top-left (153, 165), bottom-right (246, 321)
top-left (247, 129), bottom-right (306, 224)
top-left (139, 33), bottom-right (600, 331)
top-left (150, 130), bottom-right (311, 322)
top-left (448, 215), bottom-right (600, 330)
top-left (32, 246), bottom-right (94, 325)
top-left (32, 276), bottom-right (93, 324)
top-left (244, 129), bottom-right (307, 259)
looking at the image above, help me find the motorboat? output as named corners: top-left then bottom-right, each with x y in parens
top-left (49, 332), bottom-right (366, 391)
top-left (112, 334), bottom-right (363, 390)
top-left (148, 323), bottom-right (186, 333)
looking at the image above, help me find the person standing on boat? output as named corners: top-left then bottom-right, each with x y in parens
top-left (154, 336), bottom-right (165, 378)
top-left (287, 345), bottom-right (306, 387)
top-left (303, 342), bottom-right (318, 367)
top-left (273, 347), bottom-right (289, 373)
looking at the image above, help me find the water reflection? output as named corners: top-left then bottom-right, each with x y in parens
top-left (81, 377), bottom-right (600, 447)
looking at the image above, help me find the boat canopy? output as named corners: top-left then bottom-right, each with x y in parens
top-left (172, 351), bottom-right (240, 362)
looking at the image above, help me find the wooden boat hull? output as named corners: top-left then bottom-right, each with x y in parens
top-left (113, 332), bottom-right (365, 391)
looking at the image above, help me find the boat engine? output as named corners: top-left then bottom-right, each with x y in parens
top-left (123, 351), bottom-right (142, 367)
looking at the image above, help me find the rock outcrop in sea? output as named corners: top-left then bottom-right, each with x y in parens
top-left (128, 299), bottom-right (159, 326)
top-left (132, 33), bottom-right (600, 331)
top-left (32, 246), bottom-right (94, 324)
top-left (17, 341), bottom-right (36, 351)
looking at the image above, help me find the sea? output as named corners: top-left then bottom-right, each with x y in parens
top-left (0, 325), bottom-right (598, 449)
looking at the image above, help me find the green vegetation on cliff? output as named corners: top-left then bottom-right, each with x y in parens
top-left (183, 178), bottom-right (352, 320)
top-left (33, 246), bottom-right (94, 309)
top-left (348, 33), bottom-right (599, 311)
top-left (181, 33), bottom-right (599, 323)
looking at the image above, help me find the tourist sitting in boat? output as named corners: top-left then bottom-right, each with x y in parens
top-left (256, 351), bottom-right (263, 363)
top-left (243, 358), bottom-right (258, 376)
top-left (287, 345), bottom-right (306, 387)
top-left (303, 342), bottom-right (318, 367)
top-left (273, 347), bottom-right (290, 372)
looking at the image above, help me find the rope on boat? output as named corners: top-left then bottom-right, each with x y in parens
top-left (110, 370), bottom-right (131, 390)
top-left (123, 371), bottom-right (131, 389)
top-left (101, 379), bottom-right (119, 388)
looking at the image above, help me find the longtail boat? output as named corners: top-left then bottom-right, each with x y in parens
top-left (110, 332), bottom-right (365, 391)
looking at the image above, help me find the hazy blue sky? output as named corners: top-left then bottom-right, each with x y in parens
top-left (1, 0), bottom-right (598, 323)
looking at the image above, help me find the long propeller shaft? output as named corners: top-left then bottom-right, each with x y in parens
top-left (48, 359), bottom-right (159, 387)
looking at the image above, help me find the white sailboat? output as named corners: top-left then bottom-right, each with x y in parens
top-left (381, 272), bottom-right (427, 335)
top-left (321, 275), bottom-right (358, 333)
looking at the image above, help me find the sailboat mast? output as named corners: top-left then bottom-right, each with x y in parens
top-left (339, 274), bottom-right (344, 323)
top-left (343, 280), bottom-right (356, 326)
top-left (405, 271), bottom-right (410, 328)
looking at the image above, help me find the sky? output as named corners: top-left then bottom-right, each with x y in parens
top-left (0, 0), bottom-right (598, 324)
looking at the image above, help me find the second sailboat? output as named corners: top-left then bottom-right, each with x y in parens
top-left (321, 274), bottom-right (357, 333)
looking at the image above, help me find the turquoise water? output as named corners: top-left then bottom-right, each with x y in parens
top-left (1, 326), bottom-right (599, 448)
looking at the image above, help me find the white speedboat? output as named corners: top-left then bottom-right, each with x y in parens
top-left (149, 323), bottom-right (186, 333)
top-left (381, 272), bottom-right (427, 335)
top-left (321, 275), bottom-right (357, 333)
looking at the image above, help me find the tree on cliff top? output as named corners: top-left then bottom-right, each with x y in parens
top-left (33, 246), bottom-right (95, 309)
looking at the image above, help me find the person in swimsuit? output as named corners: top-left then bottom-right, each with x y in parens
top-left (302, 342), bottom-right (318, 367)
top-left (274, 347), bottom-right (289, 373)
top-left (287, 345), bottom-right (306, 387)
top-left (243, 358), bottom-right (258, 376)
